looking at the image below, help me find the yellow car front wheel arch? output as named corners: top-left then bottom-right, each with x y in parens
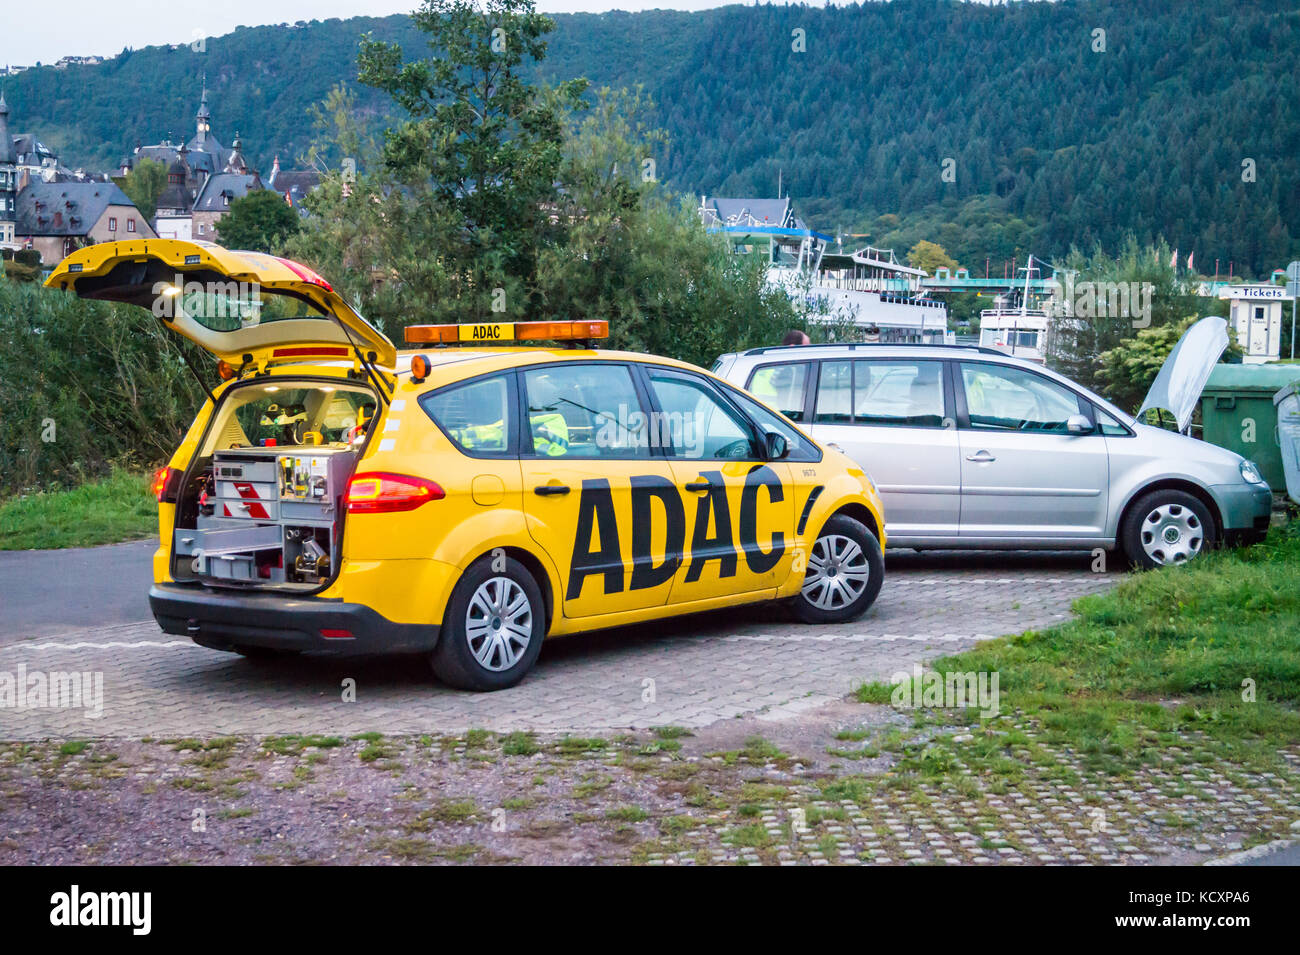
top-left (825, 501), bottom-right (881, 543)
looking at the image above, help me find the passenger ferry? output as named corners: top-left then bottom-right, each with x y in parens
top-left (978, 307), bottom-right (1049, 362)
top-left (699, 196), bottom-right (950, 343)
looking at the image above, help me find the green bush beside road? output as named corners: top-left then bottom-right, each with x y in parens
top-left (0, 469), bottom-right (155, 551)
top-left (0, 279), bottom-right (205, 498)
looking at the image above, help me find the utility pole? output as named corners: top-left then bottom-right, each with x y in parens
top-left (1287, 260), bottom-right (1300, 359)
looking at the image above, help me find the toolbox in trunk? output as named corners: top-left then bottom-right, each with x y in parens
top-left (181, 447), bottom-right (358, 587)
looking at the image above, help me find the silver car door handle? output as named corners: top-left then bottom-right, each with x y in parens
top-left (965, 451), bottom-right (996, 463)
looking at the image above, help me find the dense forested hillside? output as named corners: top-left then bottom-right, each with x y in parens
top-left (3, 0), bottom-right (1297, 273)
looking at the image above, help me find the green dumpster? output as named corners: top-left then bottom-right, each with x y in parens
top-left (1199, 364), bottom-right (1300, 491)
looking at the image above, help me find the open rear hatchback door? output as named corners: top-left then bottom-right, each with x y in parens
top-left (45, 239), bottom-right (396, 370)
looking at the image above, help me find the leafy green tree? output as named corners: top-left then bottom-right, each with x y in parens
top-left (945, 291), bottom-right (982, 331)
top-left (1095, 318), bottom-right (1196, 415)
top-left (906, 239), bottom-right (957, 276)
top-left (0, 282), bottom-right (202, 494)
top-left (120, 157), bottom-right (167, 223)
top-left (535, 87), bottom-right (797, 366)
top-left (1044, 238), bottom-right (1214, 390)
top-left (285, 86), bottom-right (445, 341)
top-left (357, 0), bottom-right (587, 321)
top-left (215, 189), bottom-right (302, 254)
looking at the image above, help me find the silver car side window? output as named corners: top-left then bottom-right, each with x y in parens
top-left (960, 363), bottom-right (1082, 433)
top-left (1094, 407), bottom-right (1130, 436)
top-left (853, 360), bottom-right (945, 427)
top-left (814, 360), bottom-right (854, 423)
top-left (746, 362), bottom-right (810, 422)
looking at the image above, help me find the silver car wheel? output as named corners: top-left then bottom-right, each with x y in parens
top-left (465, 576), bottom-right (534, 672)
top-left (802, 533), bottom-right (870, 610)
top-left (1140, 503), bottom-right (1204, 566)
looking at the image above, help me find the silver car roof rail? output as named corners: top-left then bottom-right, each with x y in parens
top-left (740, 343), bottom-right (1013, 358)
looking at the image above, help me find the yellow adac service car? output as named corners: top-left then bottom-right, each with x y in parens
top-left (47, 240), bottom-right (887, 690)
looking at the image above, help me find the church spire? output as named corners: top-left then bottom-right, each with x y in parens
top-left (196, 78), bottom-right (211, 139)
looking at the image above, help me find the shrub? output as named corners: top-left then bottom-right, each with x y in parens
top-left (0, 280), bottom-right (206, 495)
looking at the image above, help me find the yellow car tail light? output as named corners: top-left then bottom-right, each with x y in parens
top-left (345, 472), bottom-right (445, 513)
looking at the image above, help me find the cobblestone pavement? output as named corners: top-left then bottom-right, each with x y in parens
top-left (650, 726), bottom-right (1300, 866)
top-left (0, 553), bottom-right (1118, 740)
top-left (2, 723), bottom-right (1294, 865)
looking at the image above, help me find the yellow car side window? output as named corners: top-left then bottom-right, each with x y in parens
top-left (522, 365), bottom-right (649, 458)
top-left (423, 375), bottom-right (511, 453)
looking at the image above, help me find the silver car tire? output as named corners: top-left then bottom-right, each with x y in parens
top-left (1120, 489), bottom-right (1216, 571)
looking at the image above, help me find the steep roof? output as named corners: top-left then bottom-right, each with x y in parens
top-left (16, 181), bottom-right (138, 236)
top-left (138, 143), bottom-right (222, 179)
top-left (12, 132), bottom-right (55, 165)
top-left (271, 169), bottom-right (321, 207)
top-left (186, 130), bottom-right (228, 167)
top-left (193, 172), bottom-right (263, 212)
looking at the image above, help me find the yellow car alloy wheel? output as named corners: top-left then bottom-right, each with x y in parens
top-left (464, 576), bottom-right (535, 671)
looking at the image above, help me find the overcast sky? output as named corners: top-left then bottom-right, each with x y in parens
top-left (0, 0), bottom-right (782, 67)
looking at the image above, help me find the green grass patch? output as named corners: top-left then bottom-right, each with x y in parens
top-left (556, 736), bottom-right (608, 755)
top-left (0, 469), bottom-right (155, 550)
top-left (501, 732), bottom-right (539, 757)
top-left (652, 726), bottom-right (693, 740)
top-left (855, 681), bottom-right (895, 704)
top-left (605, 806), bottom-right (649, 822)
top-left (637, 739), bottom-right (682, 755)
top-left (410, 799), bottom-right (477, 827)
top-left (712, 735), bottom-right (789, 766)
top-left (915, 527), bottom-right (1300, 776)
top-left (723, 823), bottom-right (772, 849)
top-left (261, 735), bottom-right (343, 756)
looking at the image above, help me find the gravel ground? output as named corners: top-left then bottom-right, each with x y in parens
top-left (3, 701), bottom-right (1295, 865)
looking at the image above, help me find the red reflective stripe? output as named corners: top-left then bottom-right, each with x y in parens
top-left (320, 629), bottom-right (354, 640)
top-left (271, 346), bottom-right (351, 358)
top-left (233, 482), bottom-right (270, 520)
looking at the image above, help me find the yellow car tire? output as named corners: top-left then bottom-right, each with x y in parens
top-left (788, 514), bottom-right (884, 624)
top-left (430, 555), bottom-right (548, 691)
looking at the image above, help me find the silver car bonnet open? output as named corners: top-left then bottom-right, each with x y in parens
top-left (1137, 316), bottom-right (1230, 432)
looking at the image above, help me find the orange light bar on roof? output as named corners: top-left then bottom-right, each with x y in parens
top-left (405, 324), bottom-right (462, 344)
top-left (404, 320), bottom-right (609, 345)
top-left (516, 320), bottom-right (608, 341)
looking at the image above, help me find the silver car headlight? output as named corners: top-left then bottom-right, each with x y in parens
top-left (1240, 460), bottom-right (1266, 485)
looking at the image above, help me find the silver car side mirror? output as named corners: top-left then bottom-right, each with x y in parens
top-left (1066, 414), bottom-right (1094, 434)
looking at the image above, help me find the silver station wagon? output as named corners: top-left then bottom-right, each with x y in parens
top-left (713, 339), bottom-right (1272, 568)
